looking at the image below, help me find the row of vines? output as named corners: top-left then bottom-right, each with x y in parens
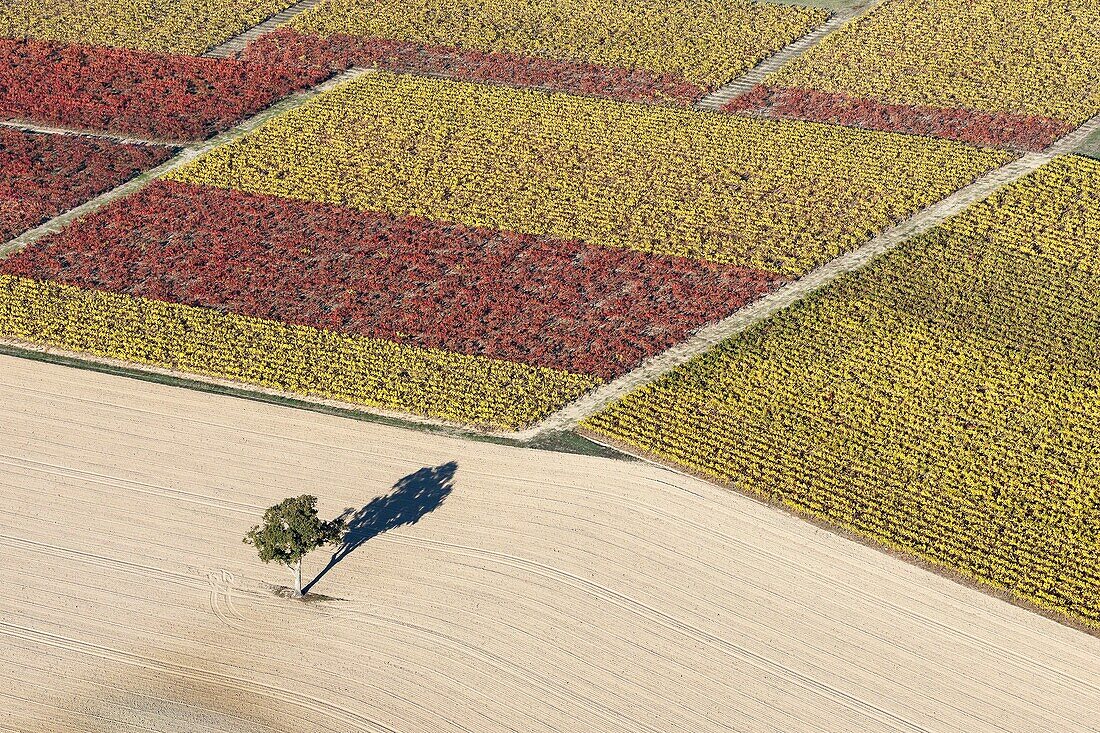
top-left (279, 0), bottom-right (826, 100)
top-left (749, 0), bottom-right (1100, 151)
top-left (584, 156), bottom-right (1100, 626)
top-left (0, 180), bottom-right (781, 379)
top-left (0, 128), bottom-right (171, 242)
top-left (0, 38), bottom-right (327, 142)
top-left (0, 0), bottom-right (296, 55)
top-left (167, 71), bottom-right (1013, 277)
top-left (0, 274), bottom-right (599, 429)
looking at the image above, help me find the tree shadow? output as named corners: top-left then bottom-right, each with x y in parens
top-left (303, 461), bottom-right (457, 594)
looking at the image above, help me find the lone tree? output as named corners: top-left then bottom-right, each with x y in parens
top-left (244, 495), bottom-right (346, 598)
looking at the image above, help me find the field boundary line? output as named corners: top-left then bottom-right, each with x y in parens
top-left (0, 120), bottom-right (173, 147)
top-left (0, 339), bottom-right (515, 439)
top-left (696, 1), bottom-right (878, 111)
top-left (515, 113), bottom-right (1100, 438)
top-left (0, 68), bottom-right (369, 262)
top-left (576, 427), bottom-right (1100, 642)
top-left (204, 0), bottom-right (328, 58)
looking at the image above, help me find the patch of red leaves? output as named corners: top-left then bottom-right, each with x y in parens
top-left (1, 181), bottom-right (784, 377)
top-left (0, 38), bottom-right (329, 142)
top-left (0, 128), bottom-right (172, 242)
top-left (243, 28), bottom-right (704, 106)
top-left (724, 85), bottom-right (1073, 151)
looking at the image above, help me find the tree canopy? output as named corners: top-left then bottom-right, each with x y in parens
top-left (244, 495), bottom-right (345, 596)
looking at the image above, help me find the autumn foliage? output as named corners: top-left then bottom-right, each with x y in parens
top-left (0, 0), bottom-right (296, 55)
top-left (243, 29), bottom-right (703, 105)
top-left (0, 128), bottom-right (171, 241)
top-left (584, 156), bottom-right (1100, 626)
top-left (0, 38), bottom-right (328, 141)
top-left (168, 71), bottom-right (1012, 277)
top-left (1, 181), bottom-right (782, 378)
top-left (0, 273), bottom-right (597, 429)
top-left (278, 0), bottom-right (827, 98)
top-left (725, 86), bottom-right (1074, 151)
top-left (755, 0), bottom-right (1100, 149)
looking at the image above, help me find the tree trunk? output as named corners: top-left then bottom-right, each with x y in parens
top-left (292, 558), bottom-right (303, 598)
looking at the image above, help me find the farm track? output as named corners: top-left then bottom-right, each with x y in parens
top-left (696, 1), bottom-right (876, 111)
top-left (520, 112), bottom-right (1100, 437)
top-left (203, 0), bottom-right (328, 58)
top-left (0, 120), bottom-right (171, 147)
top-left (1, 356), bottom-right (1099, 732)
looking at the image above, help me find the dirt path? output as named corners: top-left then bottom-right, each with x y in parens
top-left (695, 1), bottom-right (877, 111)
top-left (0, 120), bottom-right (170, 147)
top-left (0, 354), bottom-right (1098, 732)
top-left (203, 0), bottom-right (328, 58)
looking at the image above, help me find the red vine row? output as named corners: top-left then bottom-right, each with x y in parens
top-left (2, 181), bottom-right (784, 377)
top-left (724, 85), bottom-right (1073, 151)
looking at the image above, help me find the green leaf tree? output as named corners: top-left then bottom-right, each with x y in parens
top-left (244, 495), bottom-right (346, 597)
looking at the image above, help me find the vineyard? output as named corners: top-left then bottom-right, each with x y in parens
top-left (0, 0), bottom-right (1097, 655)
top-left (0, 274), bottom-right (599, 429)
top-left (0, 179), bottom-right (787, 425)
top-left (0, 0), bottom-right (333, 143)
top-left (276, 0), bottom-right (827, 102)
top-left (0, 0), bottom-right (297, 54)
top-left (729, 0), bottom-right (1100, 150)
top-left (166, 71), bottom-right (1011, 276)
top-left (0, 38), bottom-right (326, 141)
top-left (584, 156), bottom-right (1100, 626)
top-left (0, 64), bottom-right (1019, 429)
top-left (0, 128), bottom-right (171, 241)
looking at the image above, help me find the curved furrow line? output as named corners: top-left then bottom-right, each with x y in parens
top-left (329, 573), bottom-right (789, 732)
top-left (0, 453), bottom-right (260, 514)
top-left (0, 621), bottom-right (399, 733)
top-left (0, 405), bottom-right (433, 490)
top-left (573, 481), bottom-right (1100, 695)
top-left (0, 475), bottom-right (257, 543)
top-left (314, 608), bottom-right (676, 733)
top-left (592, 473), bottom-right (1100, 692)
top-left (370, 518), bottom-right (1037, 731)
top-left (0, 656), bottom-right (298, 733)
top-left (0, 533), bottom-right (206, 591)
top-left (8, 551), bottom-right (669, 733)
top-left (5, 356), bottom-right (1100, 730)
top-left (407, 512), bottom-right (1032, 729)
top-left (377, 535), bottom-right (933, 733)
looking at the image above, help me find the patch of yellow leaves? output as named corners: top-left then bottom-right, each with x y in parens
top-left (168, 71), bottom-right (1012, 277)
top-left (769, 0), bottom-right (1100, 123)
top-left (0, 275), bottom-right (600, 429)
top-left (585, 156), bottom-right (1100, 626)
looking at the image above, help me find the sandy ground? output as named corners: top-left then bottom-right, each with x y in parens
top-left (0, 354), bottom-right (1098, 732)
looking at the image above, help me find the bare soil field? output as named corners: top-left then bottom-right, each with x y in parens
top-left (0, 354), bottom-right (1097, 732)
